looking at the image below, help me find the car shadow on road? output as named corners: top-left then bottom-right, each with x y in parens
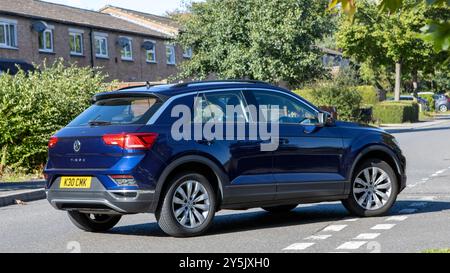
top-left (108, 199), bottom-right (450, 238)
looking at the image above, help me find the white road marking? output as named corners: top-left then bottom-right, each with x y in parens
top-left (371, 224), bottom-right (396, 230)
top-left (386, 215), bottom-right (408, 221)
top-left (305, 234), bottom-right (332, 240)
top-left (436, 169), bottom-right (446, 174)
top-left (283, 242), bottom-right (315, 250)
top-left (421, 178), bottom-right (429, 181)
top-left (409, 202), bottom-right (427, 208)
top-left (431, 173), bottom-right (439, 177)
top-left (354, 233), bottom-right (380, 240)
top-left (343, 218), bottom-right (359, 222)
top-left (323, 225), bottom-right (347, 232)
top-left (399, 208), bottom-right (418, 214)
top-left (337, 241), bottom-right (367, 250)
top-left (419, 196), bottom-right (436, 201)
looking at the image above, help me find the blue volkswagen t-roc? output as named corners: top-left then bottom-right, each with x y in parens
top-left (44, 80), bottom-right (406, 237)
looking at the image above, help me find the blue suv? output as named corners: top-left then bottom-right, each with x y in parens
top-left (44, 80), bottom-right (406, 237)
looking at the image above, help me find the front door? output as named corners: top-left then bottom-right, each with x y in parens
top-left (245, 89), bottom-right (345, 200)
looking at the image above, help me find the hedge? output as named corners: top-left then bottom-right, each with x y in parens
top-left (0, 59), bottom-right (107, 172)
top-left (373, 101), bottom-right (419, 124)
top-left (355, 85), bottom-right (379, 106)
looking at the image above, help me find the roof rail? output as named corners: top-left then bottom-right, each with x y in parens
top-left (172, 79), bottom-right (268, 88)
top-left (116, 81), bottom-right (160, 91)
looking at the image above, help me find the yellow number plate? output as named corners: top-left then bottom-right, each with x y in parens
top-left (60, 177), bottom-right (92, 189)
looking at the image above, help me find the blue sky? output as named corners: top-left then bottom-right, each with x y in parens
top-left (42, 0), bottom-right (199, 15)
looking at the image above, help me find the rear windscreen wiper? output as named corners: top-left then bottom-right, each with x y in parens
top-left (88, 120), bottom-right (112, 126)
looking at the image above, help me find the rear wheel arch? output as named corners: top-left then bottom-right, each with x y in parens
top-left (153, 155), bottom-right (228, 212)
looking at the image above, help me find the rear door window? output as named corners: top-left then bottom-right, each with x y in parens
top-left (68, 96), bottom-right (163, 127)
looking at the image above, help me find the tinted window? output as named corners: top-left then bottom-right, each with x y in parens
top-left (251, 90), bottom-right (318, 124)
top-left (194, 91), bottom-right (248, 123)
top-left (68, 97), bottom-right (162, 127)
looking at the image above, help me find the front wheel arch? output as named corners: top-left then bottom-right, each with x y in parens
top-left (348, 146), bottom-right (402, 194)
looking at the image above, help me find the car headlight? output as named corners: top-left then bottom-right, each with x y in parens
top-left (392, 137), bottom-right (400, 147)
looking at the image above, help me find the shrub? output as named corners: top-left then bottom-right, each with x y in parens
top-left (0, 59), bottom-right (107, 172)
top-left (355, 85), bottom-right (379, 106)
top-left (293, 84), bottom-right (363, 122)
top-left (420, 93), bottom-right (435, 112)
top-left (292, 88), bottom-right (317, 104)
top-left (312, 84), bottom-right (363, 122)
top-left (373, 101), bottom-right (419, 124)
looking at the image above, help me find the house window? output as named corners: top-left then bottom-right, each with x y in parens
top-left (145, 40), bottom-right (156, 63)
top-left (120, 37), bottom-right (133, 61)
top-left (69, 29), bottom-right (83, 55)
top-left (183, 47), bottom-right (193, 59)
top-left (39, 28), bottom-right (53, 52)
top-left (94, 34), bottom-right (108, 58)
top-left (166, 44), bottom-right (176, 65)
top-left (0, 19), bottom-right (17, 48)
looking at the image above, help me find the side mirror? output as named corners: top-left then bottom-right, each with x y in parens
top-left (317, 111), bottom-right (333, 127)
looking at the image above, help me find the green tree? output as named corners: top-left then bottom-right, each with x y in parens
top-left (175, 0), bottom-right (334, 87)
top-left (336, 0), bottom-right (448, 99)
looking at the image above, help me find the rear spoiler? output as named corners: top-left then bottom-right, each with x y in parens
top-left (91, 91), bottom-right (168, 104)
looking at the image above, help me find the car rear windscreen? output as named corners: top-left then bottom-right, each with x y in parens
top-left (68, 96), bottom-right (163, 127)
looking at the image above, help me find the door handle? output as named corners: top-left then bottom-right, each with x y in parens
top-left (196, 139), bottom-right (214, 146)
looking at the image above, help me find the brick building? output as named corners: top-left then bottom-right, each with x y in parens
top-left (0, 0), bottom-right (189, 82)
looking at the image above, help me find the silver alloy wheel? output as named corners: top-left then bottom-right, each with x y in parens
top-left (172, 180), bottom-right (210, 228)
top-left (353, 167), bottom-right (392, 210)
top-left (439, 105), bottom-right (448, 112)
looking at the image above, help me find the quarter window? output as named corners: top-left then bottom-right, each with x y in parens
top-left (0, 19), bottom-right (17, 48)
top-left (94, 35), bottom-right (108, 58)
top-left (39, 28), bottom-right (53, 52)
top-left (69, 31), bottom-right (83, 55)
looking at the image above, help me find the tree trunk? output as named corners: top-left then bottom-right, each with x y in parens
top-left (412, 69), bottom-right (418, 97)
top-left (394, 62), bottom-right (401, 101)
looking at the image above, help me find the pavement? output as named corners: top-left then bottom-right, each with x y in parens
top-left (1, 117), bottom-right (450, 253)
top-left (0, 181), bottom-right (46, 207)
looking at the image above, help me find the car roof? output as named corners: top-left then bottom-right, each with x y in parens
top-left (94, 80), bottom-right (287, 101)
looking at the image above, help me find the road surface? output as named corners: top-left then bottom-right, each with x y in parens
top-left (2, 118), bottom-right (450, 253)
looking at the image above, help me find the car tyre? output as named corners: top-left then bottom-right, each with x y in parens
top-left (262, 204), bottom-right (297, 213)
top-left (68, 211), bottom-right (122, 232)
top-left (342, 159), bottom-right (398, 217)
top-left (439, 104), bottom-right (448, 112)
top-left (156, 172), bottom-right (216, 237)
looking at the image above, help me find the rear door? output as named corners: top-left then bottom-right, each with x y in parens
top-left (47, 95), bottom-right (163, 170)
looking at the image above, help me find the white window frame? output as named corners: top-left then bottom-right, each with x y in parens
top-left (38, 25), bottom-right (54, 53)
top-left (94, 32), bottom-right (108, 58)
top-left (183, 47), bottom-right (193, 59)
top-left (120, 36), bottom-right (133, 61)
top-left (0, 18), bottom-right (18, 49)
top-left (69, 28), bottom-right (84, 56)
top-left (145, 39), bottom-right (157, 63)
top-left (166, 44), bottom-right (176, 65)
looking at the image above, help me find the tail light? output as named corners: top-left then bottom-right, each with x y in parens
top-left (102, 133), bottom-right (158, 150)
top-left (48, 136), bottom-right (58, 148)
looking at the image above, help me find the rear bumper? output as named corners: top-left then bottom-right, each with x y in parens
top-left (46, 178), bottom-right (156, 214)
